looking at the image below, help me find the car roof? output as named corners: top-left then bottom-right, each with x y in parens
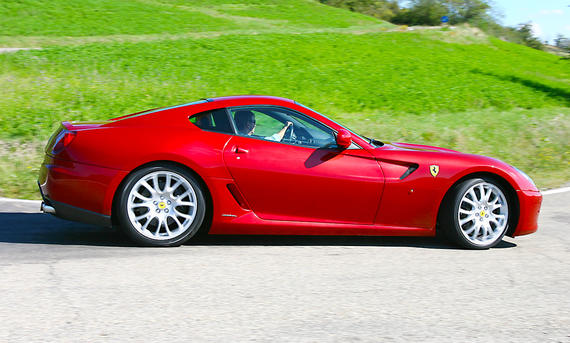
top-left (207, 95), bottom-right (295, 104)
top-left (111, 95), bottom-right (296, 121)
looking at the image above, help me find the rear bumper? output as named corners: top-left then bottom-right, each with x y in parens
top-left (38, 154), bottom-right (128, 225)
top-left (40, 192), bottom-right (112, 228)
top-left (511, 189), bottom-right (542, 237)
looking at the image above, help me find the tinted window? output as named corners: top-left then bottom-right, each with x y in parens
top-left (189, 108), bottom-right (233, 134)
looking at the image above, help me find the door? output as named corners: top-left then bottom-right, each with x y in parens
top-left (222, 106), bottom-right (384, 224)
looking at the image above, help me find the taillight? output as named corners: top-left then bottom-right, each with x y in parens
top-left (52, 130), bottom-right (76, 154)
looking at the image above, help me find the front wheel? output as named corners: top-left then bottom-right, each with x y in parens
top-left (442, 178), bottom-right (511, 249)
top-left (117, 165), bottom-right (206, 247)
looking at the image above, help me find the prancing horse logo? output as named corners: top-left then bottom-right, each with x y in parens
top-left (430, 165), bottom-right (439, 177)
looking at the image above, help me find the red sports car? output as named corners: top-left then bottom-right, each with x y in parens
top-left (38, 95), bottom-right (542, 249)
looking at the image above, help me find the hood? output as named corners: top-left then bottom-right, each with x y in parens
top-left (369, 141), bottom-right (472, 165)
top-left (382, 142), bottom-right (461, 154)
top-left (369, 141), bottom-right (538, 192)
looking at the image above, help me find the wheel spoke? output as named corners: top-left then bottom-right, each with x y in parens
top-left (164, 221), bottom-right (172, 236)
top-left (171, 215), bottom-right (184, 230)
top-left (468, 189), bottom-right (477, 201)
top-left (478, 184), bottom-right (485, 201)
top-left (174, 208), bottom-right (192, 218)
top-left (491, 203), bottom-right (502, 211)
top-left (481, 223), bottom-right (489, 239)
top-left (134, 213), bottom-right (149, 221)
top-left (153, 174), bottom-right (161, 192)
top-left (168, 180), bottom-right (181, 193)
top-left (165, 174), bottom-right (171, 191)
top-left (485, 187), bottom-right (493, 202)
top-left (141, 217), bottom-right (153, 231)
top-left (177, 190), bottom-right (191, 200)
top-left (488, 219), bottom-right (498, 230)
top-left (131, 201), bottom-right (153, 209)
top-left (459, 215), bottom-right (475, 225)
top-left (177, 201), bottom-right (196, 207)
top-left (464, 225), bottom-right (476, 235)
top-left (154, 217), bottom-right (163, 236)
top-left (471, 225), bottom-right (480, 239)
top-left (463, 198), bottom-right (476, 207)
top-left (141, 181), bottom-right (156, 195)
top-left (133, 190), bottom-right (151, 201)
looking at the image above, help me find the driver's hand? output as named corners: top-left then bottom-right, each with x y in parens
top-left (285, 121), bottom-right (293, 128)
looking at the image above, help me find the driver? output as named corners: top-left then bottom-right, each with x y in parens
top-left (234, 110), bottom-right (293, 142)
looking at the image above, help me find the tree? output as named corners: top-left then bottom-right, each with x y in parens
top-left (318, 0), bottom-right (401, 22)
top-left (392, 0), bottom-right (447, 26)
top-left (554, 34), bottom-right (570, 53)
top-left (445, 0), bottom-right (491, 24)
top-left (391, 0), bottom-right (491, 26)
top-left (516, 23), bottom-right (543, 50)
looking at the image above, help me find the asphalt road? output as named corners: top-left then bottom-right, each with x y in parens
top-left (0, 192), bottom-right (568, 342)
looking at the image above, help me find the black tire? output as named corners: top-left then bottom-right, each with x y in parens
top-left (441, 177), bottom-right (511, 250)
top-left (116, 164), bottom-right (207, 247)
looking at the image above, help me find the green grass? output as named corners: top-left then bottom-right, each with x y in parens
top-left (1, 33), bottom-right (568, 139)
top-left (0, 0), bottom-right (243, 36)
top-left (0, 0), bottom-right (382, 39)
top-left (169, 0), bottom-right (380, 28)
top-left (0, 140), bottom-right (45, 199)
top-left (0, 0), bottom-right (568, 198)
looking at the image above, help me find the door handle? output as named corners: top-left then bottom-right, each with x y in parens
top-left (235, 147), bottom-right (249, 154)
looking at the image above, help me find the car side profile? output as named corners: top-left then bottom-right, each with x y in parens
top-left (38, 95), bottom-right (542, 249)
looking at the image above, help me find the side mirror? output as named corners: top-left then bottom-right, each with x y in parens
top-left (336, 129), bottom-right (352, 149)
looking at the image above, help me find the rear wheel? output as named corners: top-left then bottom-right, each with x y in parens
top-left (442, 177), bottom-right (511, 249)
top-left (117, 165), bottom-right (206, 247)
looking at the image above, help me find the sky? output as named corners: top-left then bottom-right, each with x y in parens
top-left (399, 0), bottom-right (570, 44)
top-left (491, 0), bottom-right (569, 44)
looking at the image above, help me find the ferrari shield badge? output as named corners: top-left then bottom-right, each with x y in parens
top-left (430, 165), bottom-right (439, 177)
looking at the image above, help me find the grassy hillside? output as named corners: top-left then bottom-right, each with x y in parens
top-left (0, 0), bottom-right (383, 42)
top-left (0, 0), bottom-right (568, 198)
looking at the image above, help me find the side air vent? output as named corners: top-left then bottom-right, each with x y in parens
top-left (400, 164), bottom-right (419, 180)
top-left (226, 183), bottom-right (250, 209)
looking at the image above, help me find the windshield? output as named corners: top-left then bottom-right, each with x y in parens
top-left (294, 101), bottom-right (382, 146)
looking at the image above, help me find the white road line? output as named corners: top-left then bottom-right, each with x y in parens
top-left (0, 48), bottom-right (41, 54)
top-left (542, 187), bottom-right (570, 195)
top-left (0, 197), bottom-right (41, 204)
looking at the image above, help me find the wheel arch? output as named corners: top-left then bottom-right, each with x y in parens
top-left (110, 160), bottom-right (214, 234)
top-left (436, 171), bottom-right (520, 237)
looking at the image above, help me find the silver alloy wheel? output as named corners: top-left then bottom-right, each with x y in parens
top-left (127, 171), bottom-right (197, 240)
top-left (457, 181), bottom-right (509, 246)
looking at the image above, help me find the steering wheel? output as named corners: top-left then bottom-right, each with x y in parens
top-left (284, 123), bottom-right (296, 141)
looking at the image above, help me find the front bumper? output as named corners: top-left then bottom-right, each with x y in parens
top-left (511, 189), bottom-right (542, 237)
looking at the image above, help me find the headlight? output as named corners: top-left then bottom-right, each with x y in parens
top-left (512, 166), bottom-right (536, 188)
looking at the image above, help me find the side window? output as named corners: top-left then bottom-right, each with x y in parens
top-left (229, 106), bottom-right (336, 148)
top-left (189, 108), bottom-right (233, 134)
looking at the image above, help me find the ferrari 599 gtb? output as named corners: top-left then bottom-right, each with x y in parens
top-left (38, 96), bottom-right (542, 249)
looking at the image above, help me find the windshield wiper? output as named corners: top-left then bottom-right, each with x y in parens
top-left (363, 135), bottom-right (383, 147)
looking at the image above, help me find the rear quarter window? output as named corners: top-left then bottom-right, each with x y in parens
top-left (189, 108), bottom-right (234, 134)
